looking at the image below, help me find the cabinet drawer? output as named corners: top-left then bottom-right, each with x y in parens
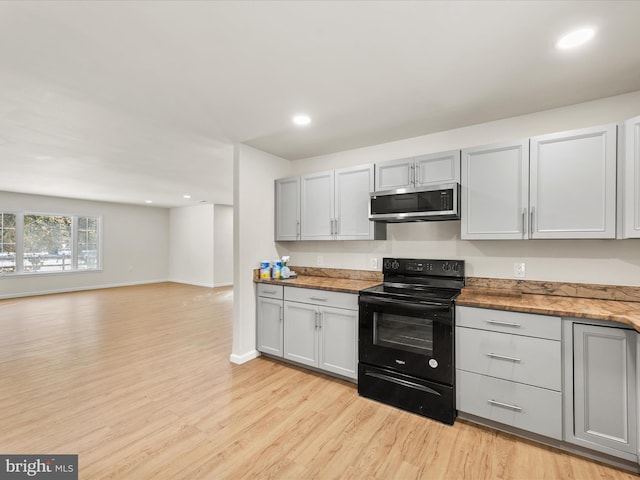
top-left (457, 370), bottom-right (562, 440)
top-left (457, 327), bottom-right (561, 390)
top-left (285, 287), bottom-right (357, 310)
top-left (456, 306), bottom-right (560, 340)
top-left (257, 284), bottom-right (284, 299)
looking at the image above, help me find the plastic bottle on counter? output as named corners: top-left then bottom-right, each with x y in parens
top-left (271, 260), bottom-right (282, 279)
top-left (259, 261), bottom-right (271, 279)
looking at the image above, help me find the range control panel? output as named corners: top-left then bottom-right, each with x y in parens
top-left (382, 258), bottom-right (464, 278)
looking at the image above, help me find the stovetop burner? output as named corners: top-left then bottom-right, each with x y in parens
top-left (360, 283), bottom-right (462, 303)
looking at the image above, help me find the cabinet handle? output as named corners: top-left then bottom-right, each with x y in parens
top-left (530, 206), bottom-right (535, 234)
top-left (318, 312), bottom-right (323, 329)
top-left (487, 353), bottom-right (521, 363)
top-left (296, 221), bottom-right (300, 239)
top-left (415, 164), bottom-right (420, 185)
top-left (279, 306), bottom-right (283, 321)
top-left (410, 164), bottom-right (415, 185)
top-left (487, 320), bottom-right (521, 328)
top-left (335, 217), bottom-right (339, 236)
top-left (488, 399), bottom-right (522, 412)
top-left (314, 311), bottom-right (320, 329)
top-left (522, 208), bottom-right (527, 235)
top-left (309, 296), bottom-right (328, 302)
top-left (263, 289), bottom-right (276, 294)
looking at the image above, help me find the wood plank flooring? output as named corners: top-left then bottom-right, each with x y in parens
top-left (0, 282), bottom-right (637, 479)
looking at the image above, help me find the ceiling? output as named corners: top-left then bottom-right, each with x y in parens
top-left (1, 1), bottom-right (640, 208)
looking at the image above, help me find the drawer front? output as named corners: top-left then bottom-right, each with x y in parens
top-left (257, 284), bottom-right (284, 299)
top-left (456, 306), bottom-right (560, 340)
top-left (285, 287), bottom-right (357, 310)
top-left (457, 370), bottom-right (562, 440)
top-left (456, 327), bottom-right (561, 390)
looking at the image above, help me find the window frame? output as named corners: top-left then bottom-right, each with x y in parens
top-left (0, 211), bottom-right (102, 276)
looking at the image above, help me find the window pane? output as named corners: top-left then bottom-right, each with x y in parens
top-left (77, 216), bottom-right (99, 270)
top-left (0, 213), bottom-right (16, 273)
top-left (24, 215), bottom-right (72, 272)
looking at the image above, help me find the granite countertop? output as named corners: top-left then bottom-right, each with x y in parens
top-left (457, 278), bottom-right (640, 332)
top-left (254, 266), bottom-right (382, 294)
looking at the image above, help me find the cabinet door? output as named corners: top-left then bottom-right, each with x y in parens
top-left (374, 157), bottom-right (413, 191)
top-left (301, 171), bottom-right (334, 240)
top-left (318, 306), bottom-right (357, 379)
top-left (335, 164), bottom-right (375, 240)
top-left (257, 297), bottom-right (283, 357)
top-left (415, 150), bottom-right (461, 187)
top-left (461, 140), bottom-right (529, 240)
top-left (623, 115), bottom-right (640, 238)
top-left (275, 177), bottom-right (300, 241)
top-left (571, 323), bottom-right (637, 456)
top-left (283, 301), bottom-right (318, 367)
top-left (530, 124), bottom-right (617, 239)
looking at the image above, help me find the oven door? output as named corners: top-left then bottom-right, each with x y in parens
top-left (358, 294), bottom-right (453, 385)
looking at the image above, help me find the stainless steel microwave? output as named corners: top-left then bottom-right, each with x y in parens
top-left (369, 183), bottom-right (460, 222)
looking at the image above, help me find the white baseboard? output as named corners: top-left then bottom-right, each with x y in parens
top-left (214, 282), bottom-right (233, 288)
top-left (229, 350), bottom-right (260, 365)
top-left (170, 279), bottom-right (215, 288)
top-left (0, 278), bottom-right (171, 300)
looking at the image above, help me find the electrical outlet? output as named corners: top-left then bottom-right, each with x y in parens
top-left (514, 262), bottom-right (526, 278)
top-left (370, 257), bottom-right (378, 269)
top-left (317, 255), bottom-right (323, 266)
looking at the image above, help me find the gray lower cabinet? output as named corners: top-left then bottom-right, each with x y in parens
top-left (256, 284), bottom-right (284, 357)
top-left (276, 286), bottom-right (358, 380)
top-left (564, 319), bottom-right (638, 461)
top-left (456, 306), bottom-right (563, 440)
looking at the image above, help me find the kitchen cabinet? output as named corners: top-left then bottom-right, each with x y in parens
top-left (622, 114), bottom-right (640, 238)
top-left (374, 150), bottom-right (460, 191)
top-left (462, 123), bottom-right (617, 240)
top-left (563, 319), bottom-right (638, 461)
top-left (461, 140), bottom-right (529, 240)
top-left (275, 176), bottom-right (300, 241)
top-left (256, 284), bottom-right (284, 357)
top-left (283, 287), bottom-right (358, 380)
top-left (276, 164), bottom-right (384, 241)
top-left (456, 306), bottom-right (562, 440)
top-left (530, 124), bottom-right (617, 239)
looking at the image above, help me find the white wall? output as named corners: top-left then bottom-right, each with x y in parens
top-left (214, 204), bottom-right (233, 287)
top-left (169, 204), bottom-right (214, 287)
top-left (279, 90), bottom-right (640, 286)
top-left (232, 144), bottom-right (291, 364)
top-left (0, 191), bottom-right (170, 298)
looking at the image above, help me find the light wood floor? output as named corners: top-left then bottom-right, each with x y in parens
top-left (0, 282), bottom-right (637, 479)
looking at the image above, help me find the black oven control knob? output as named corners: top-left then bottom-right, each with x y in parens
top-left (441, 262), bottom-right (451, 272)
top-left (383, 259), bottom-right (392, 269)
top-left (391, 260), bottom-right (400, 270)
top-left (452, 263), bottom-right (461, 273)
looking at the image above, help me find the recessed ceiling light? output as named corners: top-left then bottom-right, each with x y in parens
top-left (556, 27), bottom-right (595, 50)
top-left (145, 200), bottom-right (153, 204)
top-left (183, 194), bottom-right (191, 199)
top-left (292, 114), bottom-right (311, 126)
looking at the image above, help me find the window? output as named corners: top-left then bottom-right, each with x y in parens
top-left (0, 212), bottom-right (101, 275)
top-left (0, 213), bottom-right (16, 273)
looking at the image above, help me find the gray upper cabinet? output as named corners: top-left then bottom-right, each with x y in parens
top-left (461, 140), bottom-right (529, 240)
top-left (462, 123), bottom-right (617, 240)
top-left (289, 164), bottom-right (383, 241)
top-left (530, 124), bottom-right (617, 239)
top-left (564, 320), bottom-right (638, 461)
top-left (275, 176), bottom-right (300, 241)
top-left (334, 164), bottom-right (378, 240)
top-left (622, 114), bottom-right (640, 238)
top-left (301, 171), bottom-right (335, 240)
top-left (374, 150), bottom-right (461, 191)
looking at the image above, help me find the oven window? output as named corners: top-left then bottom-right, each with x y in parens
top-left (373, 312), bottom-right (433, 355)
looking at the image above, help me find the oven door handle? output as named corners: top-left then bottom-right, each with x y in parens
top-left (359, 296), bottom-right (447, 311)
top-left (364, 371), bottom-right (441, 396)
